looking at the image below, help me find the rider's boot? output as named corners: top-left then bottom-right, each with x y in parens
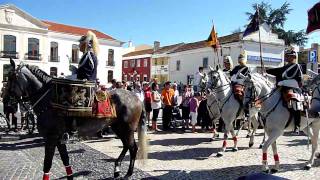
top-left (65, 165), bottom-right (73, 179)
top-left (42, 173), bottom-right (50, 180)
top-left (293, 110), bottom-right (301, 135)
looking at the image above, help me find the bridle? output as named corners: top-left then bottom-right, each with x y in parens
top-left (208, 70), bottom-right (231, 94)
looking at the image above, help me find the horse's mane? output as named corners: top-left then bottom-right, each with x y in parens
top-left (250, 73), bottom-right (275, 88)
top-left (25, 65), bottom-right (52, 84)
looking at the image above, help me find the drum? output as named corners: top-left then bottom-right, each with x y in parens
top-left (51, 78), bottom-right (95, 117)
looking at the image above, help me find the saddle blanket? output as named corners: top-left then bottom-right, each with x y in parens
top-left (92, 90), bottom-right (117, 118)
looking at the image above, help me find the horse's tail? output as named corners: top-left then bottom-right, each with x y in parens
top-left (137, 104), bottom-right (149, 163)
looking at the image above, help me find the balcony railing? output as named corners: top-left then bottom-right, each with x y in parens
top-left (0, 51), bottom-right (19, 59)
top-left (25, 53), bottom-right (42, 60)
top-left (49, 55), bottom-right (60, 62)
top-left (106, 61), bottom-right (115, 66)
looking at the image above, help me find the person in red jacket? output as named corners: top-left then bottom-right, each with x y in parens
top-left (143, 82), bottom-right (152, 127)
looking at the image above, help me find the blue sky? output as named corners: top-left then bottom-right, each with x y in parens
top-left (2, 0), bottom-right (320, 47)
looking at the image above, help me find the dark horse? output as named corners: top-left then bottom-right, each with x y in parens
top-left (6, 59), bottom-right (148, 179)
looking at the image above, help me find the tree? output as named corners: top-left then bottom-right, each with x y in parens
top-left (231, 27), bottom-right (242, 34)
top-left (246, 1), bottom-right (307, 46)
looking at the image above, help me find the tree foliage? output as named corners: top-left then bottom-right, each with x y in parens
top-left (246, 1), bottom-right (307, 46)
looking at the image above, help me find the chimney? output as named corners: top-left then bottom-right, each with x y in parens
top-left (154, 41), bottom-right (160, 52)
top-left (128, 40), bottom-right (133, 48)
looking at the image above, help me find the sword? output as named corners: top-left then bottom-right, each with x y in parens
top-left (304, 93), bottom-right (310, 150)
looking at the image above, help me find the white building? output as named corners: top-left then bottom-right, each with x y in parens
top-left (0, 4), bottom-right (123, 89)
top-left (168, 24), bottom-right (285, 84)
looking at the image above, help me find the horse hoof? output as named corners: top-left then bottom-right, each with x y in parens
top-left (263, 169), bottom-right (270, 174)
top-left (249, 142), bottom-right (254, 148)
top-left (316, 152), bottom-right (320, 159)
top-left (114, 171), bottom-right (120, 178)
top-left (246, 134), bottom-right (250, 138)
top-left (259, 144), bottom-right (263, 149)
top-left (216, 152), bottom-right (224, 157)
top-left (270, 168), bottom-right (278, 174)
top-left (304, 164), bottom-right (312, 170)
top-left (232, 148), bottom-right (238, 152)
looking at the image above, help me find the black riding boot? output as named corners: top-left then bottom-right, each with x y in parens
top-left (293, 110), bottom-right (301, 134)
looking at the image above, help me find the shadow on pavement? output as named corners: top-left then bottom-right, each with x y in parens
top-left (0, 137), bottom-right (44, 150)
top-left (141, 162), bottom-right (317, 180)
top-left (57, 170), bottom-right (92, 179)
top-left (148, 147), bottom-right (219, 161)
top-left (150, 137), bottom-right (211, 146)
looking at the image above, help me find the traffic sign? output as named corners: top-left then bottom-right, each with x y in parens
top-left (308, 50), bottom-right (317, 63)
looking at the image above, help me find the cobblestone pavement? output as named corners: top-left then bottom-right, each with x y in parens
top-left (0, 136), bottom-right (149, 179)
top-left (85, 129), bottom-right (320, 180)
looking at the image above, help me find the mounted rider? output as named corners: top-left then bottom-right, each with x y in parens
top-left (230, 52), bottom-right (250, 118)
top-left (266, 48), bottom-right (303, 133)
top-left (223, 55), bottom-right (233, 78)
top-left (193, 66), bottom-right (208, 93)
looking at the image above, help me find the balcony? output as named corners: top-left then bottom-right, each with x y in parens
top-left (49, 55), bottom-right (60, 62)
top-left (0, 51), bottom-right (19, 59)
top-left (106, 61), bottom-right (115, 66)
top-left (25, 53), bottom-right (42, 60)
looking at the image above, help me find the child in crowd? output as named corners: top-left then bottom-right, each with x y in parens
top-left (189, 92), bottom-right (201, 133)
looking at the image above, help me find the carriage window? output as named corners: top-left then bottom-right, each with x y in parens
top-left (27, 38), bottom-right (40, 60)
top-left (203, 57), bottom-right (208, 68)
top-left (107, 49), bottom-right (114, 66)
top-left (71, 44), bottom-right (79, 63)
top-left (2, 35), bottom-right (17, 58)
top-left (108, 70), bottom-right (113, 83)
top-left (50, 67), bottom-right (58, 77)
top-left (50, 42), bottom-right (59, 62)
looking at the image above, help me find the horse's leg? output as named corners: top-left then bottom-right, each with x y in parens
top-left (112, 125), bottom-right (129, 178)
top-left (249, 116), bottom-right (259, 148)
top-left (57, 140), bottom-right (73, 179)
top-left (262, 130), bottom-right (281, 173)
top-left (304, 121), bottom-right (320, 170)
top-left (124, 130), bottom-right (138, 178)
top-left (217, 130), bottom-right (228, 157)
top-left (43, 137), bottom-right (57, 180)
top-left (230, 129), bottom-right (238, 151)
top-left (271, 141), bottom-right (280, 173)
top-left (246, 118), bottom-right (252, 138)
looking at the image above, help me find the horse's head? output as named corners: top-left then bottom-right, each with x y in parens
top-left (208, 65), bottom-right (228, 89)
top-left (7, 59), bottom-right (42, 99)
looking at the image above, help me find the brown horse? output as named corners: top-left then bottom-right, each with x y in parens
top-left (6, 59), bottom-right (148, 179)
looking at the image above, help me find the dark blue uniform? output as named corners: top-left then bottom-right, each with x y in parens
top-left (77, 51), bottom-right (97, 81)
top-left (230, 65), bottom-right (250, 78)
top-left (266, 63), bottom-right (302, 86)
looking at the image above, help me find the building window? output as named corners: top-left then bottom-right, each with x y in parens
top-left (27, 38), bottom-right (40, 60)
top-left (144, 59), bottom-right (148, 67)
top-left (3, 64), bottom-right (12, 81)
top-left (143, 75), bottom-right (148, 82)
top-left (50, 42), bottom-right (59, 62)
top-left (50, 67), bottom-right (58, 77)
top-left (130, 59), bottom-right (135, 67)
top-left (203, 57), bottom-right (208, 68)
top-left (123, 61), bottom-right (128, 68)
top-left (124, 75), bottom-right (127, 81)
top-left (2, 35), bottom-right (17, 58)
top-left (71, 44), bottom-right (79, 63)
top-left (107, 49), bottom-right (114, 66)
top-left (108, 70), bottom-right (113, 83)
top-left (136, 59), bottom-right (140, 67)
top-left (176, 60), bottom-right (181, 71)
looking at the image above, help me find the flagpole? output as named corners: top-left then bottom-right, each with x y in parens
top-left (257, 5), bottom-right (265, 74)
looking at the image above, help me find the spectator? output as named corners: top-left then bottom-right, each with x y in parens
top-left (181, 85), bottom-right (192, 130)
top-left (189, 92), bottom-right (201, 133)
top-left (133, 82), bottom-right (144, 102)
top-left (172, 83), bottom-right (179, 106)
top-left (115, 81), bottom-right (123, 89)
top-left (151, 83), bottom-right (161, 131)
top-left (161, 81), bottom-right (175, 131)
top-left (109, 79), bottom-right (117, 90)
top-left (143, 82), bottom-right (152, 127)
top-left (198, 95), bottom-right (211, 131)
top-left (122, 81), bottom-right (128, 90)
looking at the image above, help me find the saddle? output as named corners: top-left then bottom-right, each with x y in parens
top-left (282, 89), bottom-right (304, 111)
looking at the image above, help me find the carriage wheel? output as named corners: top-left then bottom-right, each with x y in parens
top-left (26, 112), bottom-right (35, 135)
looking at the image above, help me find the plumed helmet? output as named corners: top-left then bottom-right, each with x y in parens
top-left (79, 31), bottom-right (100, 55)
top-left (223, 55), bottom-right (233, 68)
top-left (238, 51), bottom-right (247, 64)
top-left (285, 47), bottom-right (297, 57)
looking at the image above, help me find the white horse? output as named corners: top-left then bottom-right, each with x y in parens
top-left (207, 67), bottom-right (260, 157)
top-left (243, 73), bottom-right (320, 172)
